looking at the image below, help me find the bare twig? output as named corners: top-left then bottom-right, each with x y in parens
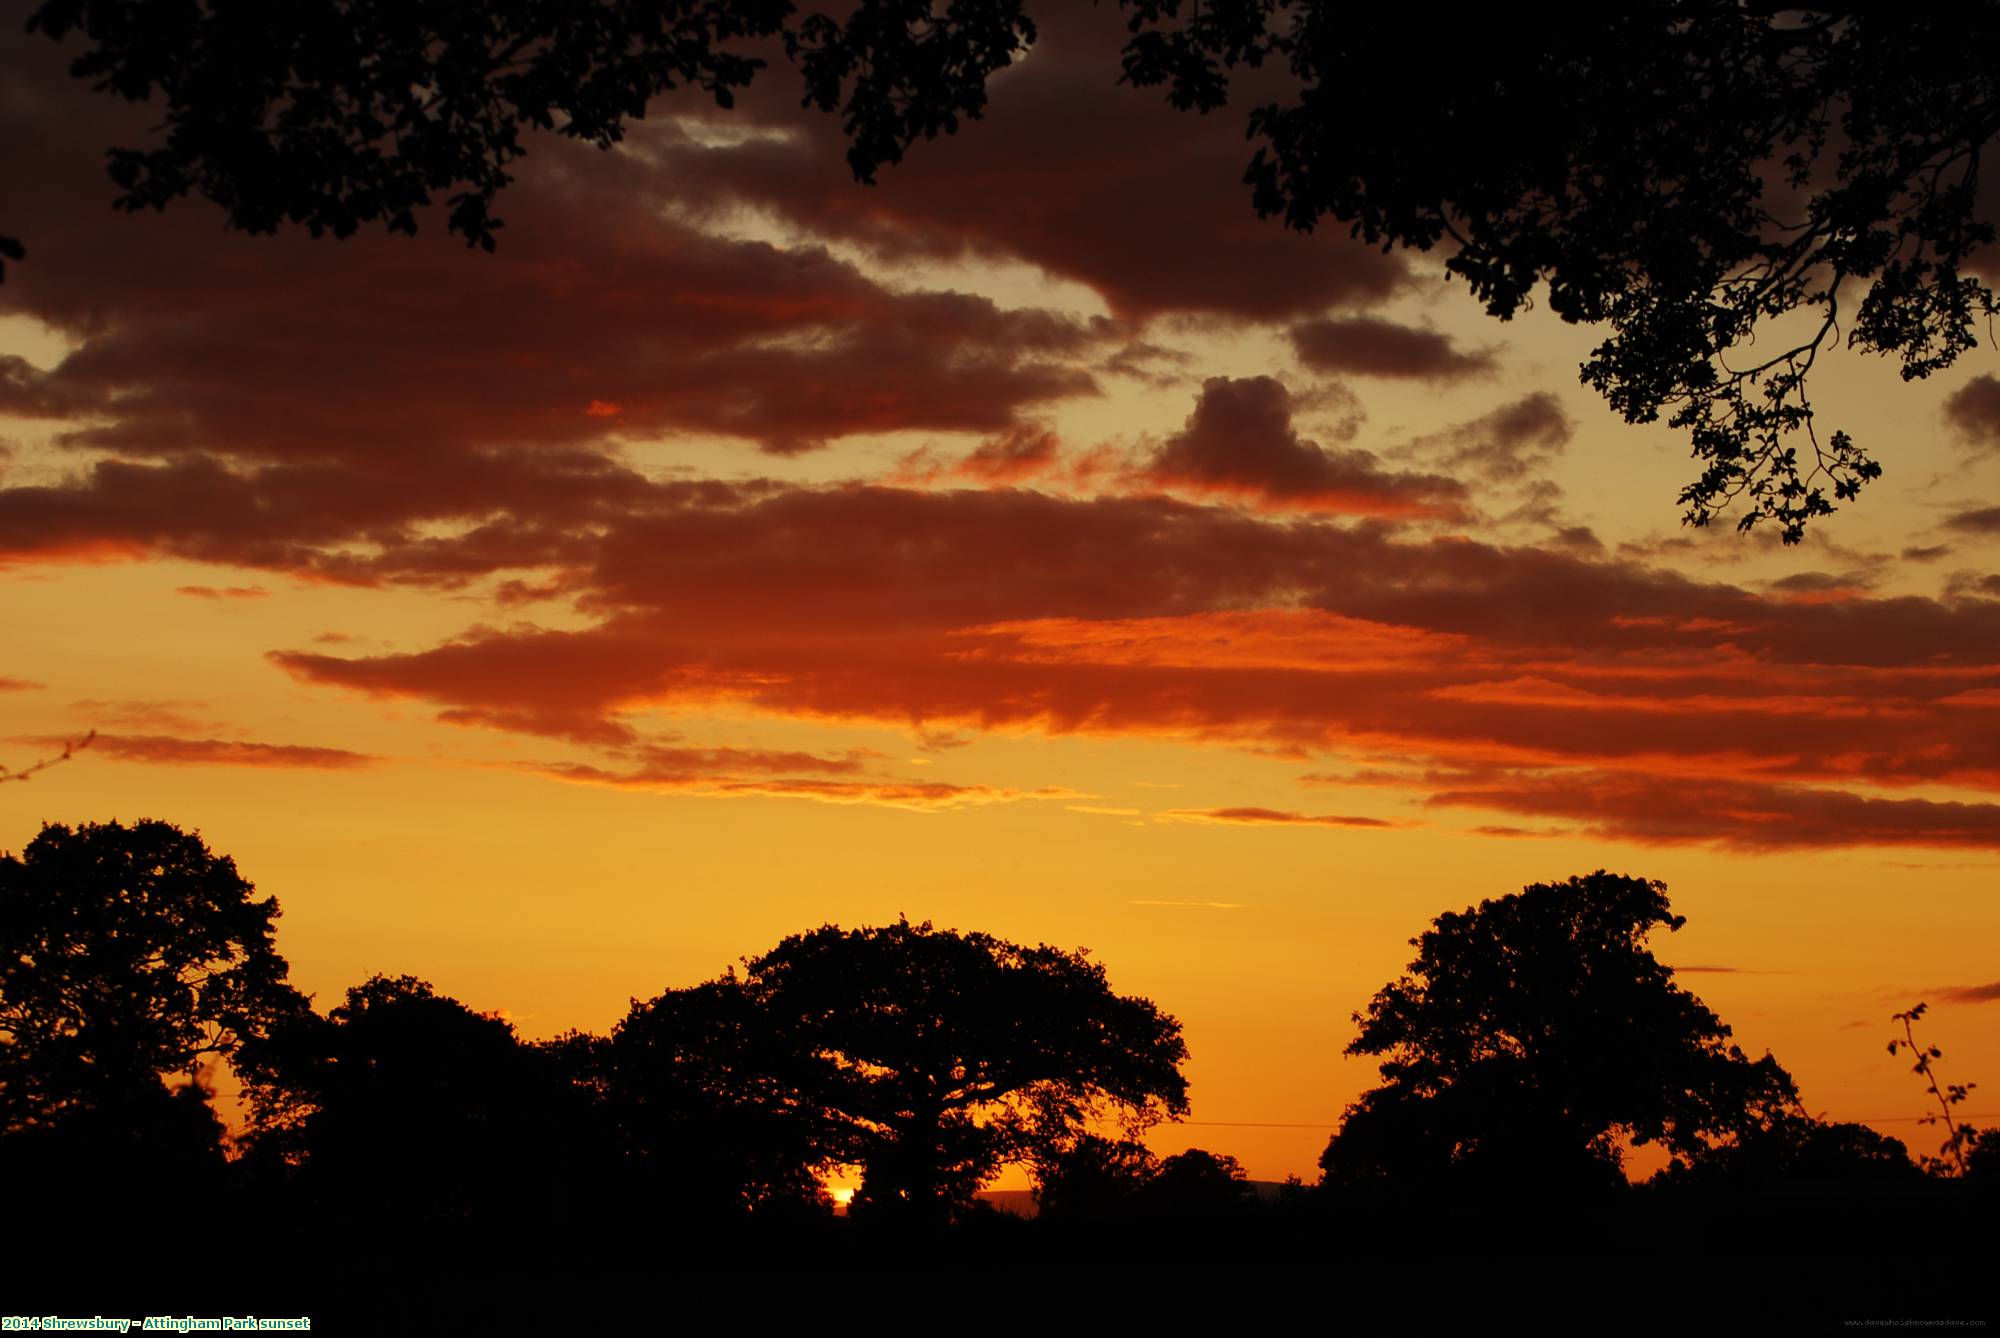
top-left (0, 730), bottom-right (96, 783)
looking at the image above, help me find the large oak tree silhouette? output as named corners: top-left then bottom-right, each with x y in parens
top-left (0, 819), bottom-right (306, 1199)
top-left (1320, 871), bottom-right (1799, 1198)
top-left (0, 818), bottom-right (302, 1142)
top-left (619, 918), bottom-right (1189, 1223)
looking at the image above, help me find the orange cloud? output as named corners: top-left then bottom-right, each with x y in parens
top-left (539, 761), bottom-right (1073, 812)
top-left (1425, 769), bottom-right (2000, 851)
top-left (24, 733), bottom-right (376, 769)
top-left (249, 481), bottom-right (2000, 847)
top-left (1157, 807), bottom-right (1408, 829)
top-left (175, 584), bottom-right (270, 599)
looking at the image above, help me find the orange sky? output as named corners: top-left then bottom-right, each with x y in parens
top-left (3, 10), bottom-right (1997, 1183)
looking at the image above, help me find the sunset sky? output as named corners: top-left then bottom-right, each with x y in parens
top-left (3, 10), bottom-right (1996, 1183)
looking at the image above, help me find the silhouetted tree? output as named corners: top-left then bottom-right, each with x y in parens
top-left (0, 819), bottom-right (302, 1173)
top-left (1121, 3), bottom-right (1998, 542)
top-left (590, 976), bottom-right (836, 1220)
top-left (1320, 872), bottom-right (1798, 1201)
top-left (1030, 1132), bottom-right (1158, 1222)
top-left (23, 4), bottom-right (1996, 538)
top-left (650, 918), bottom-right (1189, 1225)
top-left (1961, 1126), bottom-right (2000, 1190)
top-left (15, 0), bottom-right (1031, 263)
top-left (239, 974), bottom-right (587, 1249)
top-left (1134, 1147), bottom-right (1255, 1221)
top-left (1663, 1112), bottom-right (1922, 1195)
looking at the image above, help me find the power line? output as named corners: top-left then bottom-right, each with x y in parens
top-left (1169, 1113), bottom-right (1999, 1131)
top-left (1828, 1111), bottom-right (1998, 1125)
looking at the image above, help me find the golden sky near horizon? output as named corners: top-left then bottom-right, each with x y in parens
top-left (3, 11), bottom-right (1998, 1183)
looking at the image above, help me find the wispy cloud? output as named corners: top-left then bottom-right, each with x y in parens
top-left (1670, 964), bottom-right (1788, 975)
top-left (175, 584), bottom-right (270, 600)
top-left (539, 760), bottom-right (1079, 813)
top-left (1158, 807), bottom-right (1407, 829)
top-left (21, 732), bottom-right (375, 769)
top-left (1931, 981), bottom-right (2000, 1004)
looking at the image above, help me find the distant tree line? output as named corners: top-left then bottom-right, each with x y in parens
top-left (1, 820), bottom-right (1992, 1328)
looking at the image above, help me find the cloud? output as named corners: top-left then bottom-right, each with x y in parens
top-left (949, 425), bottom-right (1063, 483)
top-left (1401, 392), bottom-right (1574, 484)
top-left (1764, 570), bottom-right (1874, 604)
top-left (0, 677), bottom-right (42, 692)
top-left (1424, 769), bottom-right (2000, 851)
top-left (1930, 981), bottom-right (2000, 1004)
top-left (644, 6), bottom-right (1407, 321)
top-left (1549, 525), bottom-right (1603, 555)
top-left (1945, 506), bottom-right (2000, 536)
top-left (586, 741), bottom-right (868, 779)
top-left (890, 424), bottom-right (1069, 487)
top-left (1942, 375), bottom-right (2000, 453)
top-left (9, 23), bottom-right (1998, 852)
top-left (538, 761), bottom-right (1068, 812)
top-left (68, 699), bottom-right (223, 734)
top-left (0, 48), bottom-right (1106, 472)
top-left (175, 584), bottom-right (269, 599)
top-left (249, 478), bottom-right (2000, 850)
top-left (485, 726), bottom-right (1056, 812)
top-left (1670, 965), bottom-right (1786, 975)
top-left (1289, 317), bottom-right (1494, 381)
top-left (1142, 376), bottom-right (1467, 517)
top-left (1944, 571), bottom-right (2000, 600)
top-left (25, 732), bottom-right (376, 769)
top-left (1157, 807), bottom-right (1406, 829)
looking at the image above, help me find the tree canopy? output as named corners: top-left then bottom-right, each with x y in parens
top-left (1320, 871), bottom-right (1799, 1195)
top-left (0, 818), bottom-right (302, 1142)
top-left (591, 974), bottom-right (839, 1216)
top-left (238, 973), bottom-right (589, 1238)
top-left (18, 2), bottom-right (1996, 540)
top-left (1121, 3), bottom-right (2000, 541)
top-left (620, 918), bottom-right (1189, 1221)
top-left (14, 0), bottom-right (1029, 255)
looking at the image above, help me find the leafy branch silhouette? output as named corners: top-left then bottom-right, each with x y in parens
top-left (1887, 1001), bottom-right (1980, 1176)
